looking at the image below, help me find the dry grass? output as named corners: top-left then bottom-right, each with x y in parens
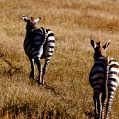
top-left (0, 0), bottom-right (119, 119)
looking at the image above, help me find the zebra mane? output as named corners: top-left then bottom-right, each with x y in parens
top-left (96, 41), bottom-right (105, 58)
top-left (96, 41), bottom-right (102, 47)
top-left (91, 39), bottom-right (110, 61)
top-left (96, 40), bottom-right (102, 47)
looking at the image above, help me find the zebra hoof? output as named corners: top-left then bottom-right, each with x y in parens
top-left (29, 75), bottom-right (35, 80)
top-left (38, 80), bottom-right (44, 86)
top-left (29, 72), bottom-right (35, 79)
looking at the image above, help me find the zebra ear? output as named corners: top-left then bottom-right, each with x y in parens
top-left (23, 15), bottom-right (29, 22)
top-left (34, 17), bottom-right (41, 23)
top-left (91, 39), bottom-right (96, 48)
top-left (103, 40), bottom-right (110, 49)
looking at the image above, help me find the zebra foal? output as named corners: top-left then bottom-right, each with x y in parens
top-left (89, 40), bottom-right (119, 119)
top-left (22, 15), bottom-right (55, 86)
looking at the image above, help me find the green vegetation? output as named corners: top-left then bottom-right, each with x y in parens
top-left (0, 0), bottom-right (119, 118)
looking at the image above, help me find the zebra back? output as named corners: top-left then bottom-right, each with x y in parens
top-left (89, 57), bottom-right (108, 96)
top-left (30, 27), bottom-right (47, 48)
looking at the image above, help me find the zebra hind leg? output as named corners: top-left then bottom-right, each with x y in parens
top-left (93, 94), bottom-right (102, 119)
top-left (93, 95), bottom-right (98, 119)
top-left (97, 97), bottom-right (102, 119)
top-left (36, 61), bottom-right (43, 86)
top-left (41, 60), bottom-right (50, 86)
top-left (101, 91), bottom-right (108, 119)
top-left (105, 94), bottom-right (114, 119)
top-left (29, 58), bottom-right (35, 79)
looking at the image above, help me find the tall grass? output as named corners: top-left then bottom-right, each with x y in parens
top-left (0, 0), bottom-right (119, 119)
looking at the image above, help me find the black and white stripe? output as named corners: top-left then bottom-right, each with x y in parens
top-left (89, 40), bottom-right (119, 119)
top-left (23, 15), bottom-right (55, 86)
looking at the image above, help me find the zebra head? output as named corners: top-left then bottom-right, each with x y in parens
top-left (91, 39), bottom-right (110, 61)
top-left (23, 15), bottom-right (41, 30)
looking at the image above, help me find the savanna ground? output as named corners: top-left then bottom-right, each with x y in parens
top-left (0, 0), bottom-right (119, 119)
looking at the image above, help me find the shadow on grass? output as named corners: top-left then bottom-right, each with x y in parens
top-left (85, 111), bottom-right (94, 119)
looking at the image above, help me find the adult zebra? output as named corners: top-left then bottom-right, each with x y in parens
top-left (22, 15), bottom-right (55, 86)
top-left (89, 40), bottom-right (119, 119)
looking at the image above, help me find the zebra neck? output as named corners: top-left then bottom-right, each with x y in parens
top-left (94, 56), bottom-right (106, 62)
top-left (26, 26), bottom-right (36, 33)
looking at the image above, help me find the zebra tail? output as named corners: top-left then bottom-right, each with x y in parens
top-left (102, 56), bottom-right (109, 104)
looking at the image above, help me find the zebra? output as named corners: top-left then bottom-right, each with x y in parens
top-left (89, 39), bottom-right (119, 119)
top-left (22, 15), bottom-right (55, 86)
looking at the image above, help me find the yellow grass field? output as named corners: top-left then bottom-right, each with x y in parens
top-left (0, 0), bottom-right (119, 119)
